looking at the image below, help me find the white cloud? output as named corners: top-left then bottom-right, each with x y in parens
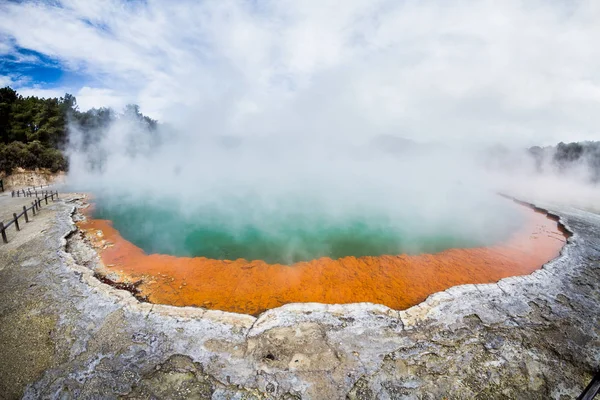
top-left (1, 0), bottom-right (600, 145)
top-left (75, 86), bottom-right (128, 111)
top-left (16, 86), bottom-right (66, 100)
top-left (8, 85), bottom-right (128, 113)
top-left (0, 75), bottom-right (13, 88)
top-left (0, 39), bottom-right (12, 55)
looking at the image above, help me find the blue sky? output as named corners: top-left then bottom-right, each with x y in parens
top-left (1, 0), bottom-right (599, 145)
top-left (0, 45), bottom-right (93, 91)
top-left (1, 48), bottom-right (63, 85)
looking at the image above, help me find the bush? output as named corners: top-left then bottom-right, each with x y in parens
top-left (40, 147), bottom-right (67, 172)
top-left (0, 140), bottom-right (67, 174)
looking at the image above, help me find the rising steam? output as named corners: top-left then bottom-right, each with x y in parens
top-left (66, 111), bottom-right (581, 263)
top-left (36, 0), bottom-right (600, 262)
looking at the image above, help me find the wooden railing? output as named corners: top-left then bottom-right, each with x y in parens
top-left (578, 370), bottom-right (600, 400)
top-left (11, 184), bottom-right (51, 198)
top-left (0, 191), bottom-right (59, 244)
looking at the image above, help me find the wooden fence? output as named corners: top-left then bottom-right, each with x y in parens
top-left (0, 191), bottom-right (59, 244)
top-left (11, 184), bottom-right (51, 198)
top-left (578, 370), bottom-right (600, 400)
top-left (0, 179), bottom-right (4, 192)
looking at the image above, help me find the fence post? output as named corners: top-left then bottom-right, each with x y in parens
top-left (22, 189), bottom-right (25, 196)
top-left (23, 206), bottom-right (29, 223)
top-left (12, 191), bottom-right (14, 197)
top-left (16, 190), bottom-right (19, 197)
top-left (0, 222), bottom-right (6, 243)
top-left (0, 179), bottom-right (3, 192)
top-left (31, 202), bottom-right (36, 216)
top-left (45, 194), bottom-right (48, 205)
top-left (13, 213), bottom-right (19, 231)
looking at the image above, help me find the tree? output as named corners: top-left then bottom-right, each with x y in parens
top-left (0, 87), bottom-right (18, 144)
top-left (0, 86), bottom-right (160, 174)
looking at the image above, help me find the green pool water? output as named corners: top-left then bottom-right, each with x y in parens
top-left (92, 194), bottom-right (523, 264)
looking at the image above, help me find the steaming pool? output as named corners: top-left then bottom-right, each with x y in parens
top-left (79, 194), bottom-right (568, 315)
top-left (93, 200), bottom-right (519, 264)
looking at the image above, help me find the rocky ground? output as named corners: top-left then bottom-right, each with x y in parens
top-left (0, 191), bottom-right (598, 399)
top-left (0, 169), bottom-right (64, 190)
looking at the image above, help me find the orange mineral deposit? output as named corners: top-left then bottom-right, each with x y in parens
top-left (78, 204), bottom-right (568, 315)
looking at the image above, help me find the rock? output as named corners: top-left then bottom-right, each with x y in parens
top-left (125, 355), bottom-right (214, 400)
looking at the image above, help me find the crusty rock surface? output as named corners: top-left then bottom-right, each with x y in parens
top-left (0, 192), bottom-right (598, 399)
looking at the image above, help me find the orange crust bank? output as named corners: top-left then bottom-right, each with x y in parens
top-left (77, 202), bottom-right (568, 315)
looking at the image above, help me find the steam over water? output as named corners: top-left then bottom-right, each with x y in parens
top-left (68, 134), bottom-right (532, 264)
top-left (92, 191), bottom-right (523, 264)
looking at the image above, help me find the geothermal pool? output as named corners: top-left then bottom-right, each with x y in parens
top-left (79, 196), bottom-right (568, 315)
top-left (90, 194), bottom-right (525, 263)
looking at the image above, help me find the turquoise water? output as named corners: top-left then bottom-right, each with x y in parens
top-left (92, 194), bottom-right (523, 264)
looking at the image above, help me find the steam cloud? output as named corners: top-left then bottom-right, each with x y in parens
top-left (63, 113), bottom-right (560, 263)
top-left (8, 0), bottom-right (593, 260)
top-left (65, 105), bottom-right (600, 263)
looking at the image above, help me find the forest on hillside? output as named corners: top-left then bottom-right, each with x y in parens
top-left (0, 86), bottom-right (156, 174)
top-left (528, 141), bottom-right (600, 182)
